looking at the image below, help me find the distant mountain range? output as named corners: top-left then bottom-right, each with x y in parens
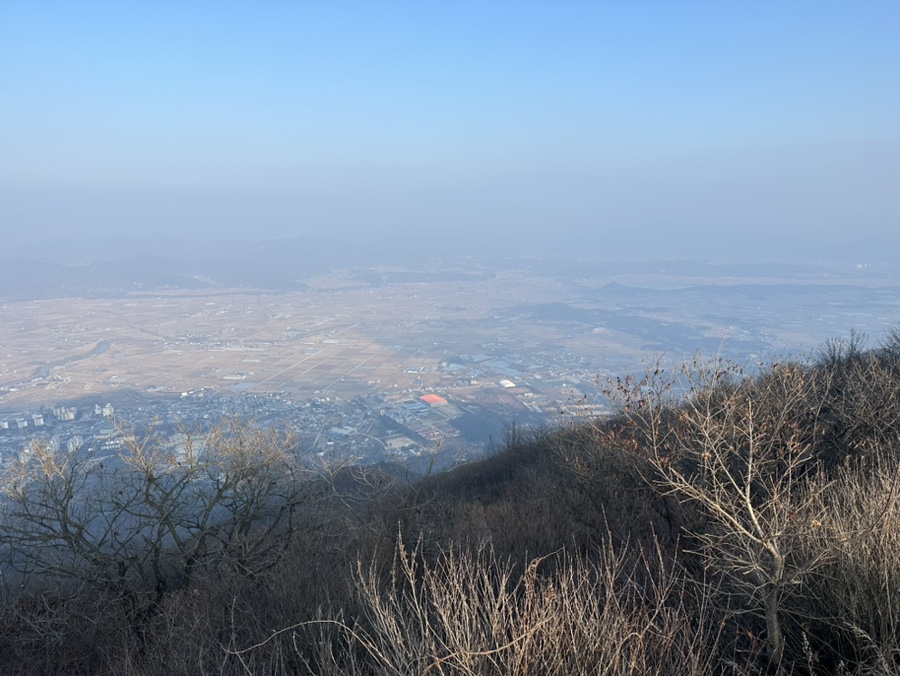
top-left (1, 232), bottom-right (893, 302)
top-left (0, 235), bottom-right (499, 301)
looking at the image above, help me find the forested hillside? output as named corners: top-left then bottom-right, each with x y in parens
top-left (3, 329), bottom-right (900, 675)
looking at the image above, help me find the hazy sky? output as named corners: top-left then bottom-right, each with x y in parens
top-left (2, 2), bottom-right (898, 260)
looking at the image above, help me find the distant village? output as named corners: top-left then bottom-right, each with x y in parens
top-left (0, 349), bottom-right (613, 473)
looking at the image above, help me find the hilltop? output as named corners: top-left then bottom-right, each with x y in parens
top-left (2, 328), bottom-right (900, 674)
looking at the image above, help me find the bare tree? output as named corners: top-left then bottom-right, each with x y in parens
top-left (0, 418), bottom-right (319, 614)
top-left (605, 357), bottom-right (832, 667)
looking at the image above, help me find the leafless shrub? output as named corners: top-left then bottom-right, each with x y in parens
top-left (792, 445), bottom-right (900, 673)
top-left (272, 534), bottom-right (722, 675)
top-left (591, 341), bottom-right (900, 672)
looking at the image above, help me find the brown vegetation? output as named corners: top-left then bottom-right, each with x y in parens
top-left (2, 330), bottom-right (900, 674)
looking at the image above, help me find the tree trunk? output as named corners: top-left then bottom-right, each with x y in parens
top-left (765, 547), bottom-right (785, 668)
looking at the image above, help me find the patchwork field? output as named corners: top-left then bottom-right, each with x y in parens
top-left (2, 261), bottom-right (897, 413)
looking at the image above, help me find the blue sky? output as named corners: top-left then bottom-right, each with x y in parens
top-left (1, 2), bottom-right (898, 260)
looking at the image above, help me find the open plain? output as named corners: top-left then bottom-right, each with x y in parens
top-left (1, 259), bottom-right (898, 415)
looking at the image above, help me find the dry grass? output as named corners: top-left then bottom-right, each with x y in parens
top-left (791, 446), bottom-right (900, 673)
top-left (235, 534), bottom-right (723, 676)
